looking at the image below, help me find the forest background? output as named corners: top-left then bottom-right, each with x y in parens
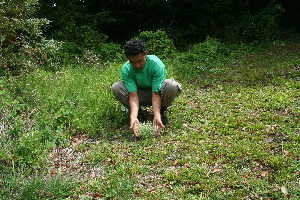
top-left (1, 0), bottom-right (300, 73)
top-left (0, 0), bottom-right (299, 199)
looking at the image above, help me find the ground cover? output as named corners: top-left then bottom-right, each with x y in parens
top-left (0, 38), bottom-right (299, 199)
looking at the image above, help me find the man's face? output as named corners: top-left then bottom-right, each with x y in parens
top-left (127, 53), bottom-right (147, 71)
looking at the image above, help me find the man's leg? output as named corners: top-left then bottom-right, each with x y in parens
top-left (111, 81), bottom-right (130, 108)
top-left (160, 78), bottom-right (182, 107)
top-left (159, 78), bottom-right (182, 125)
top-left (112, 81), bottom-right (153, 123)
top-left (112, 81), bottom-right (152, 108)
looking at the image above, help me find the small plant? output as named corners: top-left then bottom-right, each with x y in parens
top-left (137, 121), bottom-right (158, 137)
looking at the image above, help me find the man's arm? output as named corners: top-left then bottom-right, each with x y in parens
top-left (129, 91), bottom-right (140, 137)
top-left (152, 92), bottom-right (165, 136)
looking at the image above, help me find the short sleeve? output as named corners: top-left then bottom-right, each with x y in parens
top-left (151, 60), bottom-right (166, 92)
top-left (121, 64), bottom-right (137, 92)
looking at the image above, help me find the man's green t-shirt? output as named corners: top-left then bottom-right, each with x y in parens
top-left (121, 55), bottom-right (166, 93)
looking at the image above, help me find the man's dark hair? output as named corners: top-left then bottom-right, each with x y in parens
top-left (124, 39), bottom-right (146, 57)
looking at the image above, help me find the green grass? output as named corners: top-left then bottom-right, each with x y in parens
top-left (0, 38), bottom-right (299, 199)
top-left (0, 162), bottom-right (77, 199)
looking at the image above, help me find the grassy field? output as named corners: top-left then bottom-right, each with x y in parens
top-left (0, 38), bottom-right (299, 199)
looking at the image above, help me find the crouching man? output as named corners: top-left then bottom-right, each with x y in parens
top-left (112, 39), bottom-right (182, 137)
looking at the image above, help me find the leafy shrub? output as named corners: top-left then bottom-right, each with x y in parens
top-left (53, 41), bottom-right (122, 69)
top-left (0, 78), bottom-right (67, 167)
top-left (177, 37), bottom-right (231, 69)
top-left (96, 42), bottom-right (123, 62)
top-left (50, 24), bottom-right (122, 65)
top-left (51, 24), bottom-right (107, 48)
top-left (138, 30), bottom-right (176, 58)
top-left (0, 0), bottom-right (62, 74)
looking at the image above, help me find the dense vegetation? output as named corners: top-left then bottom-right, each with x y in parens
top-left (0, 0), bottom-right (299, 199)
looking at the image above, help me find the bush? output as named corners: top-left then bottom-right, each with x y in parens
top-left (177, 37), bottom-right (231, 69)
top-left (138, 30), bottom-right (176, 58)
top-left (0, 0), bottom-right (62, 74)
top-left (0, 78), bottom-right (66, 167)
top-left (50, 24), bottom-right (123, 65)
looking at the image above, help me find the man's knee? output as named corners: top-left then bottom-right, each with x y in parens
top-left (112, 81), bottom-right (124, 94)
top-left (162, 78), bottom-right (182, 93)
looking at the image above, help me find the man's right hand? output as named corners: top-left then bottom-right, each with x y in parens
top-left (130, 118), bottom-right (140, 137)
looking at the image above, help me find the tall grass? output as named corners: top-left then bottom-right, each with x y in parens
top-left (0, 162), bottom-right (76, 199)
top-left (4, 63), bottom-right (125, 135)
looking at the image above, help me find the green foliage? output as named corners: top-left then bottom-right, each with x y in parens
top-left (137, 122), bottom-right (157, 138)
top-left (0, 166), bottom-right (77, 199)
top-left (138, 30), bottom-right (176, 58)
top-left (37, 0), bottom-right (295, 47)
top-left (52, 24), bottom-right (107, 48)
top-left (93, 171), bottom-right (136, 199)
top-left (223, 3), bottom-right (283, 43)
top-left (0, 78), bottom-right (67, 167)
top-left (179, 37), bottom-right (230, 65)
top-left (96, 42), bottom-right (122, 62)
top-left (3, 63), bottom-right (125, 136)
top-left (0, 0), bottom-right (62, 73)
top-left (1, 38), bottom-right (299, 199)
top-left (50, 24), bottom-right (122, 66)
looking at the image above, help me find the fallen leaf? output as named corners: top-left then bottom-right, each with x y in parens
top-left (73, 137), bottom-right (82, 144)
top-left (52, 153), bottom-right (58, 158)
top-left (141, 182), bottom-right (148, 187)
top-left (282, 150), bottom-right (289, 155)
top-left (281, 186), bottom-right (288, 195)
top-left (145, 147), bottom-right (155, 150)
top-left (76, 186), bottom-right (86, 191)
top-left (211, 156), bottom-right (217, 160)
top-left (211, 168), bottom-right (222, 173)
top-left (261, 171), bottom-right (268, 177)
top-left (92, 193), bottom-right (104, 198)
top-left (185, 163), bottom-right (191, 168)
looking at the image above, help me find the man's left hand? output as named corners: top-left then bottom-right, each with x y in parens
top-left (153, 117), bottom-right (165, 136)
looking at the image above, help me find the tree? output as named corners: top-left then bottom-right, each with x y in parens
top-left (37, 0), bottom-right (291, 47)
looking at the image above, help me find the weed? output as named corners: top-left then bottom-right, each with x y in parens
top-left (0, 163), bottom-right (77, 199)
top-left (137, 122), bottom-right (158, 138)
